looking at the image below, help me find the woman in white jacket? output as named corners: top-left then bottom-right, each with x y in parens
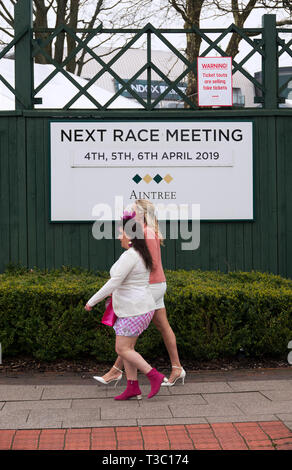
top-left (85, 212), bottom-right (165, 400)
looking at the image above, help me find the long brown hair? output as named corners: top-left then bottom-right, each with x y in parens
top-left (122, 218), bottom-right (153, 271)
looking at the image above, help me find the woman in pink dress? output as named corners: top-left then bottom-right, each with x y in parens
top-left (93, 200), bottom-right (185, 388)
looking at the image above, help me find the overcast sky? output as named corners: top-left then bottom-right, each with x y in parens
top-left (0, 1), bottom-right (291, 74)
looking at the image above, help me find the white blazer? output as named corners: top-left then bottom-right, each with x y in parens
top-left (87, 248), bottom-right (156, 318)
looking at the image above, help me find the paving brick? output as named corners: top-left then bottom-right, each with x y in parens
top-left (273, 438), bottom-right (292, 450)
top-left (42, 385), bottom-right (103, 400)
top-left (28, 408), bottom-right (101, 429)
top-left (234, 422), bottom-right (273, 444)
top-left (78, 419), bottom-right (137, 428)
top-left (169, 403), bottom-right (243, 418)
top-left (71, 398), bottom-right (109, 409)
top-left (277, 413), bottom-right (292, 421)
top-left (141, 426), bottom-right (170, 450)
top-left (169, 382), bottom-right (233, 395)
top-left (211, 423), bottom-right (249, 450)
top-left (3, 399), bottom-right (72, 412)
top-left (64, 428), bottom-right (91, 450)
top-left (138, 417), bottom-right (207, 426)
top-left (206, 415), bottom-right (278, 424)
top-left (247, 440), bottom-right (275, 449)
top-left (38, 429), bottom-right (66, 450)
top-left (248, 444), bottom-right (275, 450)
top-left (2, 421), bottom-right (292, 451)
top-left (0, 386), bottom-right (43, 401)
top-left (259, 421), bottom-right (292, 440)
top-left (152, 394), bottom-right (206, 405)
top-left (0, 411), bottom-right (30, 429)
top-left (186, 424), bottom-right (221, 450)
top-left (12, 430), bottom-right (40, 450)
top-left (228, 380), bottom-right (292, 392)
top-left (202, 392), bottom-right (271, 407)
top-left (91, 427), bottom-right (117, 450)
top-left (116, 426), bottom-right (143, 450)
top-left (0, 430), bottom-right (15, 449)
top-left (102, 402), bottom-right (172, 420)
top-left (237, 400), bottom-right (292, 415)
top-left (282, 421), bottom-right (292, 432)
top-left (261, 390), bottom-right (292, 401)
top-left (165, 425), bottom-right (194, 450)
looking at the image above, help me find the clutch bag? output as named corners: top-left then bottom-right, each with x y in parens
top-left (101, 297), bottom-right (117, 327)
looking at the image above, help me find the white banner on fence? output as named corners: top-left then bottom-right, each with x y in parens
top-left (50, 120), bottom-right (253, 221)
top-left (197, 57), bottom-right (233, 107)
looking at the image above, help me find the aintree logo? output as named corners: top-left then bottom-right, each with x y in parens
top-left (132, 174), bottom-right (173, 184)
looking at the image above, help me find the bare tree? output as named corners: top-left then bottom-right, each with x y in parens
top-left (168, 0), bottom-right (205, 104)
top-left (0, 0), bottom-right (119, 72)
top-left (34, 0), bottom-right (54, 64)
top-left (0, 0), bottom-right (14, 43)
top-left (0, 0), bottom-right (171, 73)
top-left (0, 0), bottom-right (291, 81)
top-left (167, 0), bottom-right (292, 105)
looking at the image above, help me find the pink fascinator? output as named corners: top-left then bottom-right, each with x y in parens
top-left (122, 210), bottom-right (136, 221)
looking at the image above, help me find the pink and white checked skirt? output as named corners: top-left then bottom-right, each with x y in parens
top-left (113, 310), bottom-right (155, 337)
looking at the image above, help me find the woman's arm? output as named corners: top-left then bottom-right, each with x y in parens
top-left (86, 250), bottom-right (137, 308)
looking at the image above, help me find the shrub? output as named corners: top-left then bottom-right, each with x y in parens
top-left (0, 266), bottom-right (291, 361)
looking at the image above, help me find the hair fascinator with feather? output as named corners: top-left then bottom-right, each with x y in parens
top-left (122, 210), bottom-right (136, 221)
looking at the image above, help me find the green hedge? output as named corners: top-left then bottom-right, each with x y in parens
top-left (0, 265), bottom-right (291, 361)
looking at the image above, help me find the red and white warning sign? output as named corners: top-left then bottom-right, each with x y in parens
top-left (197, 57), bottom-right (233, 107)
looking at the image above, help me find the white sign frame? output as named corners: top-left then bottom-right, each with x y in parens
top-left (49, 120), bottom-right (254, 222)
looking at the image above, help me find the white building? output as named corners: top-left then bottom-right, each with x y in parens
top-left (80, 47), bottom-right (257, 108)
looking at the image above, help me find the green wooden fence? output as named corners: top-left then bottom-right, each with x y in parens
top-left (0, 0), bottom-right (291, 278)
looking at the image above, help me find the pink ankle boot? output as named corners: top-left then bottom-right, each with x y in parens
top-left (146, 368), bottom-right (165, 399)
top-left (114, 380), bottom-right (142, 401)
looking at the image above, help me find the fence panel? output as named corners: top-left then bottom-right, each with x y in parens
top-left (1, 114), bottom-right (291, 278)
top-left (0, 2), bottom-right (291, 278)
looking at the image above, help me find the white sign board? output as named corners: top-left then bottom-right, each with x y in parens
top-left (50, 120), bottom-right (253, 221)
top-left (197, 57), bottom-right (233, 107)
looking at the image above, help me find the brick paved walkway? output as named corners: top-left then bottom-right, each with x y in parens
top-left (1, 421), bottom-right (292, 450)
top-left (1, 368), bottom-right (292, 451)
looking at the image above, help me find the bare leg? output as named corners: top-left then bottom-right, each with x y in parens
top-left (100, 356), bottom-right (124, 382)
top-left (115, 335), bottom-right (152, 376)
top-left (118, 337), bottom-right (138, 381)
top-left (152, 307), bottom-right (183, 383)
top-left (99, 308), bottom-right (182, 383)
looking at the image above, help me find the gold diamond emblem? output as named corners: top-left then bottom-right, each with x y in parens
top-left (164, 174), bottom-right (173, 184)
top-left (143, 174), bottom-right (152, 184)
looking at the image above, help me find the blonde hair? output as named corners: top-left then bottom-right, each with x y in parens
top-left (134, 199), bottom-right (164, 245)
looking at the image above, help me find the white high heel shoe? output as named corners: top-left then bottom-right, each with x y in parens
top-left (93, 366), bottom-right (123, 388)
top-left (161, 366), bottom-right (186, 387)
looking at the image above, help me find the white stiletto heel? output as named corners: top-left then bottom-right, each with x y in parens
top-left (161, 366), bottom-right (186, 387)
top-left (93, 366), bottom-right (123, 388)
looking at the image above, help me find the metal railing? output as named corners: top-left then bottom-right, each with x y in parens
top-left (0, 0), bottom-right (291, 111)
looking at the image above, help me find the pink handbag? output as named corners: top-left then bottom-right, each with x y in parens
top-left (101, 296), bottom-right (117, 327)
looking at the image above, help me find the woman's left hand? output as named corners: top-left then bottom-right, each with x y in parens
top-left (84, 303), bottom-right (92, 311)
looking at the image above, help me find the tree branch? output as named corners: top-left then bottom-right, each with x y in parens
top-left (0, 0), bottom-right (14, 26)
top-left (168, 0), bottom-right (188, 23)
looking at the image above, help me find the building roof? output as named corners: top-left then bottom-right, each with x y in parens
top-left (80, 46), bottom-right (257, 107)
